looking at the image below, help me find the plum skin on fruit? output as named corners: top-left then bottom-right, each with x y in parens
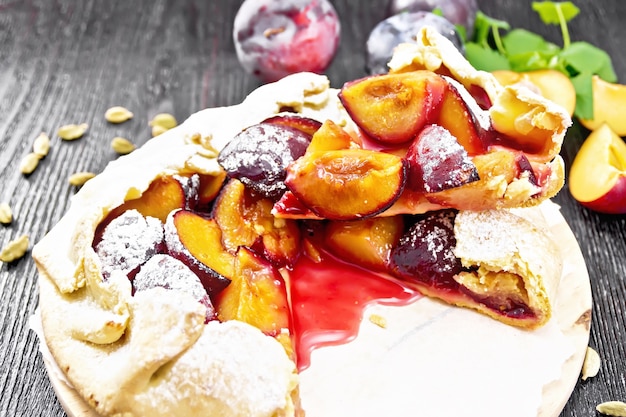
top-left (406, 124), bottom-right (479, 193)
top-left (569, 124), bottom-right (626, 214)
top-left (389, 209), bottom-right (462, 289)
top-left (233, 0), bottom-right (340, 83)
top-left (366, 11), bottom-right (464, 75)
top-left (217, 122), bottom-right (312, 199)
top-left (386, 0), bottom-right (478, 38)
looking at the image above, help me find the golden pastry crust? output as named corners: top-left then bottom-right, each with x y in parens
top-left (452, 209), bottom-right (561, 329)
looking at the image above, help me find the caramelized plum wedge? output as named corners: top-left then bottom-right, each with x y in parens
top-left (435, 80), bottom-right (485, 155)
top-left (164, 209), bottom-right (233, 297)
top-left (217, 122), bottom-right (312, 199)
top-left (285, 149), bottom-right (406, 220)
top-left (389, 209), bottom-right (462, 289)
top-left (306, 119), bottom-right (354, 153)
top-left (263, 114), bottom-right (323, 136)
top-left (95, 209), bottom-right (164, 280)
top-left (406, 124), bottom-right (479, 193)
top-left (213, 179), bottom-right (301, 267)
top-left (325, 216), bottom-right (404, 271)
top-left (214, 246), bottom-right (292, 354)
top-left (107, 175), bottom-right (194, 223)
top-left (338, 71), bottom-right (446, 144)
top-left (133, 254), bottom-right (217, 322)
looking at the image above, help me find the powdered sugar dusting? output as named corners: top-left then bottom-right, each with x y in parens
top-left (134, 254), bottom-right (215, 321)
top-left (390, 210), bottom-right (462, 282)
top-left (132, 320), bottom-right (297, 416)
top-left (453, 210), bottom-right (521, 266)
top-left (408, 125), bottom-right (478, 193)
top-left (95, 210), bottom-right (164, 279)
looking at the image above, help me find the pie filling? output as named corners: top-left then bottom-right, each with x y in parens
top-left (93, 174), bottom-right (539, 371)
top-left (92, 70), bottom-right (558, 369)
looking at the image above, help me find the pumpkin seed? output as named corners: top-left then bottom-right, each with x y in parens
top-left (33, 132), bottom-right (51, 157)
top-left (58, 123), bottom-right (88, 141)
top-left (0, 203), bottom-right (12, 224)
top-left (104, 106), bottom-right (134, 124)
top-left (597, 401), bottom-right (626, 417)
top-left (0, 234), bottom-right (29, 263)
top-left (581, 346), bottom-right (600, 380)
top-left (149, 113), bottom-right (177, 130)
top-left (369, 313), bottom-right (387, 328)
top-left (19, 152), bottom-right (41, 174)
top-left (151, 124), bottom-right (168, 137)
top-left (111, 137), bottom-right (136, 155)
top-left (68, 171), bottom-right (96, 186)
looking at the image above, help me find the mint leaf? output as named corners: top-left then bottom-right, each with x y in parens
top-left (532, 1), bottom-right (580, 25)
top-left (465, 43), bottom-right (511, 72)
top-left (570, 72), bottom-right (594, 120)
top-left (502, 29), bottom-right (560, 56)
top-left (508, 51), bottom-right (557, 72)
top-left (559, 42), bottom-right (617, 82)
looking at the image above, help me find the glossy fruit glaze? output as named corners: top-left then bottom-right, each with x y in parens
top-left (287, 249), bottom-right (422, 370)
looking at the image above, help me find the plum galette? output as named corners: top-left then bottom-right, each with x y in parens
top-left (33, 28), bottom-right (573, 417)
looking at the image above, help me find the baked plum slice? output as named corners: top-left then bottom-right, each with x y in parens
top-left (306, 119), bottom-right (354, 153)
top-left (285, 149), bottom-right (406, 220)
top-left (214, 246), bottom-right (293, 357)
top-left (133, 254), bottom-right (217, 322)
top-left (263, 114), bottom-right (323, 136)
top-left (106, 175), bottom-right (197, 223)
top-left (389, 209), bottom-right (462, 290)
top-left (338, 71), bottom-right (446, 145)
top-left (164, 209), bottom-right (234, 297)
top-left (217, 122), bottom-right (312, 199)
top-left (213, 179), bottom-right (301, 267)
top-left (406, 124), bottom-right (479, 193)
top-left (95, 209), bottom-right (165, 280)
top-left (325, 216), bottom-right (404, 271)
top-left (435, 79), bottom-right (485, 155)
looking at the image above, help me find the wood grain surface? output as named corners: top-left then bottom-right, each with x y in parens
top-left (0, 1), bottom-right (625, 416)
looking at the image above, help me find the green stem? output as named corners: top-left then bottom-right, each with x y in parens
top-left (491, 26), bottom-right (507, 55)
top-left (556, 5), bottom-right (571, 48)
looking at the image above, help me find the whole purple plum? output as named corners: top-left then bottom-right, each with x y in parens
top-left (233, 0), bottom-right (341, 83)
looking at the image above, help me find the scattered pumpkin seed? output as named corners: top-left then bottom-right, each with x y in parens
top-left (33, 132), bottom-right (51, 157)
top-left (369, 313), bottom-right (387, 328)
top-left (597, 401), bottom-right (626, 417)
top-left (0, 234), bottom-right (29, 263)
top-left (58, 123), bottom-right (88, 141)
top-left (581, 346), bottom-right (601, 380)
top-left (149, 113), bottom-right (177, 130)
top-left (104, 106), bottom-right (134, 124)
top-left (19, 152), bottom-right (42, 175)
top-left (68, 171), bottom-right (96, 186)
top-left (151, 124), bottom-right (168, 137)
top-left (0, 203), bottom-right (12, 224)
top-left (111, 136), bottom-right (136, 155)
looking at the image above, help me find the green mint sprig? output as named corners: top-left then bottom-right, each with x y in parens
top-left (465, 1), bottom-right (617, 120)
